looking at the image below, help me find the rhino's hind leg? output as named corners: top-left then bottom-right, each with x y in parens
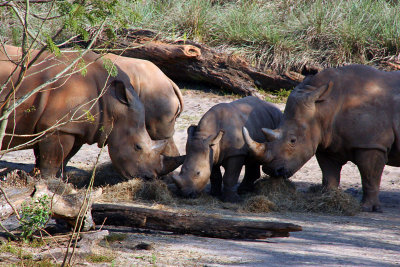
top-left (57, 143), bottom-right (83, 177)
top-left (237, 162), bottom-right (260, 195)
top-left (221, 156), bottom-right (244, 203)
top-left (354, 149), bottom-right (386, 212)
top-left (316, 151), bottom-right (345, 190)
top-left (210, 165), bottom-right (222, 196)
top-left (37, 133), bottom-right (75, 178)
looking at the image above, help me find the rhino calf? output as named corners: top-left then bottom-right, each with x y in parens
top-left (173, 96), bottom-right (282, 202)
top-left (244, 64), bottom-right (400, 212)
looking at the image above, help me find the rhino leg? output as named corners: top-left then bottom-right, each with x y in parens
top-left (237, 162), bottom-right (260, 195)
top-left (37, 133), bottom-right (75, 178)
top-left (57, 144), bottom-right (83, 177)
top-left (210, 165), bottom-right (222, 196)
top-left (316, 151), bottom-right (344, 189)
top-left (354, 149), bottom-right (385, 212)
top-left (221, 156), bottom-right (244, 203)
top-left (161, 137), bottom-right (180, 157)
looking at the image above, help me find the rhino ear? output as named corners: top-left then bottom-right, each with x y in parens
top-left (307, 81), bottom-right (334, 103)
top-left (261, 128), bottom-right (281, 142)
top-left (114, 80), bottom-right (134, 105)
top-left (187, 125), bottom-right (197, 137)
top-left (210, 130), bottom-right (224, 147)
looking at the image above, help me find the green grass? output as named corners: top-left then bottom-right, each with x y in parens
top-left (86, 253), bottom-right (115, 263)
top-left (123, 0), bottom-right (400, 71)
top-left (264, 88), bottom-right (291, 103)
top-left (1, 0), bottom-right (399, 75)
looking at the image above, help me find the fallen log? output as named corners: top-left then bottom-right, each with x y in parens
top-left (0, 175), bottom-right (101, 231)
top-left (92, 202), bottom-right (302, 239)
top-left (92, 29), bottom-right (301, 97)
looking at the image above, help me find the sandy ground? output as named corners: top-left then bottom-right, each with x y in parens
top-left (1, 87), bottom-right (400, 266)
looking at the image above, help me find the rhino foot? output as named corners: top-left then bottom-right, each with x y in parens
top-left (237, 183), bottom-right (254, 195)
top-left (361, 203), bottom-right (382, 213)
top-left (220, 192), bottom-right (242, 203)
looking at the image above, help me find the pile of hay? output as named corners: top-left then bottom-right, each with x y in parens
top-left (101, 178), bottom-right (175, 204)
top-left (240, 195), bottom-right (276, 213)
top-left (302, 185), bottom-right (361, 216)
top-left (242, 177), bottom-right (361, 215)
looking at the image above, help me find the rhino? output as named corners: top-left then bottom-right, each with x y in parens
top-left (0, 45), bottom-right (182, 179)
top-left (104, 53), bottom-right (183, 156)
top-left (173, 96), bottom-right (282, 202)
top-left (243, 64), bottom-right (400, 212)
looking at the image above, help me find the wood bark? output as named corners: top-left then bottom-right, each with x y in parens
top-left (0, 180), bottom-right (101, 231)
top-left (92, 203), bottom-right (302, 240)
top-left (93, 29), bottom-right (302, 97)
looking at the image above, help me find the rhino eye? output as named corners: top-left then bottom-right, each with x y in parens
top-left (196, 171), bottom-right (200, 176)
top-left (290, 137), bottom-right (297, 144)
top-left (135, 144), bottom-right (142, 151)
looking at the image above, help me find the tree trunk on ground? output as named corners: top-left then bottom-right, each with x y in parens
top-left (92, 202), bottom-right (302, 239)
top-left (93, 29), bottom-right (303, 97)
top-left (0, 178), bottom-right (101, 231)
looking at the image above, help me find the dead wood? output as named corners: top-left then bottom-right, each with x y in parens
top-left (93, 29), bottom-right (302, 97)
top-left (0, 179), bottom-right (101, 231)
top-left (91, 202), bottom-right (302, 239)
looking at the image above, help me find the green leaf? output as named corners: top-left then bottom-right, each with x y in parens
top-left (102, 58), bottom-right (118, 77)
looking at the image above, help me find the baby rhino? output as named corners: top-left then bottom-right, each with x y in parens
top-left (173, 96), bottom-right (282, 202)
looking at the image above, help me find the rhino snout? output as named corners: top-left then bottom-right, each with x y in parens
top-left (263, 165), bottom-right (292, 179)
top-left (172, 174), bottom-right (199, 198)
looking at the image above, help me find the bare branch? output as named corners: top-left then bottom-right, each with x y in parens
top-left (0, 185), bottom-right (21, 220)
top-left (0, 20), bottom-right (107, 122)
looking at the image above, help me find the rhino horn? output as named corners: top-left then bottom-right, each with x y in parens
top-left (242, 127), bottom-right (266, 158)
top-left (158, 155), bottom-right (186, 176)
top-left (171, 173), bottom-right (183, 189)
top-left (261, 128), bottom-right (281, 142)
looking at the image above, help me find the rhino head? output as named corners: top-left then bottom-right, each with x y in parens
top-left (243, 81), bottom-right (333, 178)
top-left (172, 125), bottom-right (224, 198)
top-left (104, 80), bottom-right (183, 180)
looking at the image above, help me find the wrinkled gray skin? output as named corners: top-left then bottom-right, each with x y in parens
top-left (0, 45), bottom-right (181, 179)
top-left (244, 64), bottom-right (400, 212)
top-left (173, 96), bottom-right (282, 202)
top-left (104, 54), bottom-right (184, 157)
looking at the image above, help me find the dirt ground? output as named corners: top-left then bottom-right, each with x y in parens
top-left (1, 87), bottom-right (400, 266)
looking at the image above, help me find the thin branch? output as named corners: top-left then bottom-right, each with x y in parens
top-left (0, 20), bottom-right (107, 122)
top-left (0, 185), bottom-right (21, 220)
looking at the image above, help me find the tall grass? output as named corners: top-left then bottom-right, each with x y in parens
top-left (123, 0), bottom-right (400, 71)
top-left (1, 0), bottom-right (399, 72)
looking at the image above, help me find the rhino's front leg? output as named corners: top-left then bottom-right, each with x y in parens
top-left (354, 149), bottom-right (386, 212)
top-left (237, 162), bottom-right (260, 194)
top-left (316, 151), bottom-right (344, 189)
top-left (221, 156), bottom-right (244, 203)
top-left (210, 165), bottom-right (222, 196)
top-left (37, 133), bottom-right (75, 178)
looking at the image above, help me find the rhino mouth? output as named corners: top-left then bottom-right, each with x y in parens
top-left (263, 165), bottom-right (293, 179)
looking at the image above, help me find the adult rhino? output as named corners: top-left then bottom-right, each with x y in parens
top-left (243, 64), bottom-right (400, 212)
top-left (173, 96), bottom-right (282, 202)
top-left (0, 45), bottom-right (181, 179)
top-left (103, 53), bottom-right (183, 156)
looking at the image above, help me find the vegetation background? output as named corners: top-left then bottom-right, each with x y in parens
top-left (2, 0), bottom-right (400, 77)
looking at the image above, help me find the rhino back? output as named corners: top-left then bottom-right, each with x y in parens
top-left (198, 96), bottom-right (282, 159)
top-left (104, 54), bottom-right (179, 140)
top-left (302, 65), bottom-right (400, 161)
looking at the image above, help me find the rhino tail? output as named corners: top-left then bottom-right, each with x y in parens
top-left (169, 78), bottom-right (184, 119)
